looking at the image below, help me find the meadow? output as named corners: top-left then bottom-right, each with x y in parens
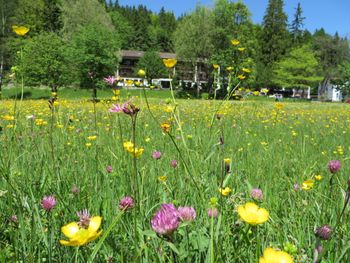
top-left (0, 93), bottom-right (350, 262)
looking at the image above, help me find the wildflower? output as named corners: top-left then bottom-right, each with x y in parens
top-left (231, 39), bottom-right (240, 46)
top-left (170, 159), bottom-right (178, 168)
top-left (60, 214), bottom-right (102, 246)
top-left (242, 68), bottom-right (251, 73)
top-left (161, 122), bottom-right (171, 133)
top-left (251, 188), bottom-right (264, 201)
top-left (302, 179), bottom-right (314, 190)
top-left (104, 76), bottom-right (117, 86)
top-left (152, 150), bottom-right (162, 160)
top-left (158, 175), bottom-right (167, 182)
top-left (109, 99), bottom-right (140, 117)
top-left (275, 103), bottom-right (284, 110)
top-left (129, 148), bottom-right (144, 158)
top-left (163, 59), bottom-right (177, 68)
top-left (151, 204), bottom-right (180, 235)
top-left (219, 187), bottom-right (232, 196)
top-left (12, 25), bottom-right (30, 36)
top-left (178, 206), bottom-right (196, 222)
top-left (138, 69), bottom-right (146, 77)
top-left (238, 47), bottom-right (246, 52)
top-left (213, 64), bottom-right (219, 69)
top-left (226, 66), bottom-right (233, 71)
top-left (41, 196), bottom-right (57, 212)
top-left (106, 166), bottom-right (113, 173)
top-left (328, 160), bottom-right (341, 174)
top-left (87, 135), bottom-right (97, 141)
top-left (224, 158), bottom-right (231, 173)
top-left (118, 196), bottom-right (134, 211)
top-left (10, 215), bottom-right (18, 223)
top-left (315, 225), bottom-right (332, 240)
top-left (259, 247), bottom-right (294, 263)
top-left (237, 74), bottom-right (246, 80)
top-left (293, 183), bottom-right (301, 191)
top-left (208, 208), bottom-right (218, 218)
top-left (315, 175), bottom-right (322, 181)
top-left (237, 202), bottom-right (269, 225)
top-left (123, 141), bottom-right (134, 152)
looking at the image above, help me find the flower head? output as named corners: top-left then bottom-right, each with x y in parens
top-left (109, 98), bottom-right (139, 117)
top-left (251, 188), bottom-right (264, 201)
top-left (41, 196), bottom-right (57, 212)
top-left (231, 39), bottom-right (240, 46)
top-left (152, 150), bottom-right (162, 160)
top-left (213, 64), bottom-right (219, 69)
top-left (60, 215), bottom-right (102, 246)
top-left (219, 187), bottom-right (232, 196)
top-left (178, 206), bottom-right (196, 222)
top-left (328, 160), bottom-right (341, 174)
top-left (170, 159), bottom-right (178, 168)
top-left (119, 196), bottom-right (134, 211)
top-left (151, 204), bottom-right (180, 235)
top-left (208, 208), bottom-right (218, 218)
top-left (161, 123), bottom-right (171, 133)
top-left (12, 25), bottom-right (30, 36)
top-left (237, 202), bottom-right (269, 225)
top-left (302, 179), bottom-right (314, 190)
top-left (315, 225), bottom-right (332, 240)
top-left (163, 59), bottom-right (177, 68)
top-left (104, 76), bottom-right (117, 86)
top-left (106, 165), bottom-right (113, 173)
top-left (77, 209), bottom-right (91, 228)
top-left (138, 69), bottom-right (146, 77)
top-left (259, 247), bottom-right (294, 263)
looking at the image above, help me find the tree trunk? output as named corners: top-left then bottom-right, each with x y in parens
top-left (318, 77), bottom-right (330, 101)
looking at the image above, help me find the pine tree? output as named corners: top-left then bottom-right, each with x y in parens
top-left (257, 0), bottom-right (290, 86)
top-left (290, 2), bottom-right (305, 45)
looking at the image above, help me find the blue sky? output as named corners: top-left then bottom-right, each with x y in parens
top-left (118, 0), bottom-right (350, 38)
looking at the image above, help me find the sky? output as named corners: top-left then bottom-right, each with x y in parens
top-left (118, 0), bottom-right (350, 38)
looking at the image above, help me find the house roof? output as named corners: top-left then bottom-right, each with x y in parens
top-left (120, 50), bottom-right (176, 59)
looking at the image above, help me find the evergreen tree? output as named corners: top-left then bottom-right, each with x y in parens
top-left (289, 2), bottom-right (305, 45)
top-left (43, 0), bottom-right (62, 32)
top-left (257, 0), bottom-right (290, 86)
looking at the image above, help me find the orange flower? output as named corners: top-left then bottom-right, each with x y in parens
top-left (161, 123), bottom-right (171, 133)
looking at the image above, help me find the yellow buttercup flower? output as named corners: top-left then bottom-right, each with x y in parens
top-left (237, 202), bottom-right (269, 225)
top-left (123, 141), bottom-right (134, 152)
top-left (213, 64), bottom-right (219, 69)
top-left (226, 66), bottom-right (233, 71)
top-left (242, 68), bottom-right (251, 73)
top-left (238, 47), bottom-right (246, 52)
top-left (60, 216), bottom-right (103, 246)
top-left (238, 74), bottom-right (246, 80)
top-left (163, 58), bottom-right (177, 68)
top-left (302, 179), bottom-right (314, 190)
top-left (315, 175), bottom-right (323, 181)
top-left (275, 103), bottom-right (284, 110)
top-left (224, 158), bottom-right (231, 165)
top-left (2, 115), bottom-right (15, 121)
top-left (112, 89), bottom-right (120, 96)
top-left (219, 187), bottom-right (232, 196)
top-left (231, 39), bottom-right (240, 46)
top-left (129, 148), bottom-right (144, 158)
top-left (138, 69), bottom-right (146, 77)
top-left (87, 135), bottom-right (97, 141)
top-left (259, 247), bottom-right (294, 263)
top-left (158, 175), bottom-right (167, 182)
top-left (12, 25), bottom-right (30, 36)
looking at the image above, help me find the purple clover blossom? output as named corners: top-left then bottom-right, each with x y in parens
top-left (328, 160), bottom-right (341, 174)
top-left (119, 196), bottom-right (134, 211)
top-left (152, 151), bottom-right (162, 160)
top-left (178, 206), bottom-right (196, 222)
top-left (170, 159), bottom-right (178, 168)
top-left (151, 204), bottom-right (180, 235)
top-left (106, 165), bottom-right (113, 173)
top-left (77, 209), bottom-right (91, 228)
top-left (251, 188), bottom-right (264, 201)
top-left (208, 208), bottom-right (218, 218)
top-left (41, 196), bottom-right (57, 212)
top-left (315, 225), bottom-right (332, 240)
top-left (104, 76), bottom-right (117, 86)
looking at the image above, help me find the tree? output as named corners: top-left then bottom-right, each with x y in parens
top-left (60, 0), bottom-right (115, 39)
top-left (135, 50), bottom-right (167, 82)
top-left (19, 32), bottom-right (69, 91)
top-left (109, 10), bottom-right (134, 49)
top-left (289, 2), bottom-right (305, 45)
top-left (272, 44), bottom-right (322, 89)
top-left (67, 24), bottom-right (121, 88)
top-left (335, 61), bottom-right (350, 98)
top-left (313, 31), bottom-right (350, 98)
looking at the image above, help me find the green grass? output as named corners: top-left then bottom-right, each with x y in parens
top-left (0, 97), bottom-right (350, 262)
top-left (1, 86), bottom-right (173, 100)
